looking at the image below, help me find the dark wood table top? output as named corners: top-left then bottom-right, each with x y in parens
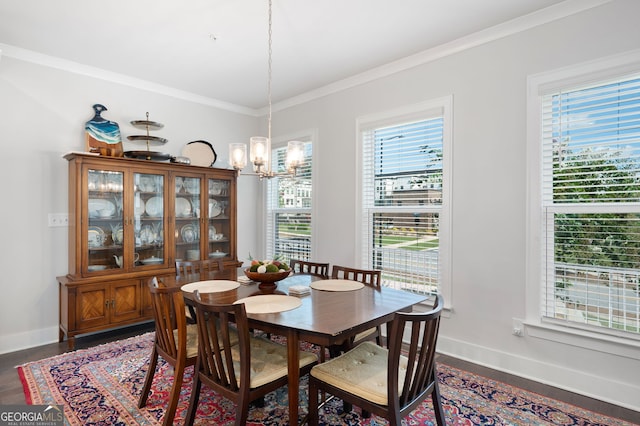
top-left (159, 268), bottom-right (427, 424)
top-left (162, 270), bottom-right (427, 346)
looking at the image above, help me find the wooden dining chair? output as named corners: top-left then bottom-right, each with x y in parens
top-left (331, 265), bottom-right (382, 290)
top-left (308, 294), bottom-right (446, 426)
top-left (175, 258), bottom-right (224, 277)
top-left (138, 277), bottom-right (198, 426)
top-left (290, 259), bottom-right (330, 278)
top-left (331, 265), bottom-right (383, 348)
top-left (184, 290), bottom-right (318, 426)
top-left (176, 259), bottom-right (224, 322)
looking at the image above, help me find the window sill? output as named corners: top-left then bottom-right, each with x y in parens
top-left (524, 320), bottom-right (640, 361)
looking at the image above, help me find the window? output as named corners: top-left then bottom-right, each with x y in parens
top-left (266, 137), bottom-right (313, 263)
top-left (529, 52), bottom-right (640, 340)
top-left (358, 98), bottom-right (452, 301)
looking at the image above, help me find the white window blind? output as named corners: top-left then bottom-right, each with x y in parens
top-left (361, 113), bottom-right (445, 295)
top-left (541, 74), bottom-right (640, 336)
top-left (266, 141), bottom-right (313, 263)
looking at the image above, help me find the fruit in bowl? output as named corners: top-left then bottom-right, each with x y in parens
top-left (244, 258), bottom-right (291, 286)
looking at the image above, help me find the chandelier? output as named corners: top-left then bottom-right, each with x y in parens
top-left (228, 0), bottom-right (304, 179)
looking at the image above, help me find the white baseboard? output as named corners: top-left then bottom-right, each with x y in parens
top-left (437, 335), bottom-right (640, 413)
top-left (0, 326), bottom-right (60, 356)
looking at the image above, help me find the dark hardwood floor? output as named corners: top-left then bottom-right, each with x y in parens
top-left (1, 324), bottom-right (638, 424)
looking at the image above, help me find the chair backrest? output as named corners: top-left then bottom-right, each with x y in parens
top-left (387, 294), bottom-right (443, 417)
top-left (290, 259), bottom-right (329, 277)
top-left (192, 291), bottom-right (252, 395)
top-left (147, 277), bottom-right (187, 360)
top-left (175, 259), bottom-right (224, 277)
top-left (331, 265), bottom-right (382, 289)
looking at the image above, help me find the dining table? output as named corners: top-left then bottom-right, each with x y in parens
top-left (161, 268), bottom-right (428, 425)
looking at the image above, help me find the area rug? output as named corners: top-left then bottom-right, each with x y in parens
top-left (17, 333), bottom-right (634, 426)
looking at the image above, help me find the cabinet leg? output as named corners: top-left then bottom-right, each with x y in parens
top-left (67, 336), bottom-right (76, 351)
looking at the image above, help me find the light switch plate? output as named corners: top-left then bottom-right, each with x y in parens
top-left (48, 213), bottom-right (69, 227)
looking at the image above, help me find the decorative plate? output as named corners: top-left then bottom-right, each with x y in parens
top-left (88, 226), bottom-right (105, 248)
top-left (139, 224), bottom-right (156, 245)
top-left (181, 223), bottom-right (198, 243)
top-left (209, 200), bottom-right (222, 217)
top-left (175, 197), bottom-right (192, 217)
top-left (110, 223), bottom-right (123, 245)
top-left (209, 225), bottom-right (217, 239)
top-left (209, 180), bottom-right (224, 195)
top-left (145, 196), bottom-right (163, 217)
top-left (181, 140), bottom-right (217, 167)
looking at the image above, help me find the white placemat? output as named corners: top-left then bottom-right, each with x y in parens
top-left (181, 280), bottom-right (240, 293)
top-left (310, 279), bottom-right (365, 291)
top-left (234, 295), bottom-right (302, 314)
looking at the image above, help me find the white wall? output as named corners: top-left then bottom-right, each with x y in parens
top-left (1, 0), bottom-right (639, 412)
top-left (0, 55), bottom-right (260, 353)
top-left (268, 0), bottom-right (640, 411)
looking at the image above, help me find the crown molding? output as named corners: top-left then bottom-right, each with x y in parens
top-left (271, 0), bottom-right (613, 113)
top-left (0, 42), bottom-right (259, 117)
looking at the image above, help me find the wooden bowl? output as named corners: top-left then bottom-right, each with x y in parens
top-left (244, 268), bottom-right (291, 284)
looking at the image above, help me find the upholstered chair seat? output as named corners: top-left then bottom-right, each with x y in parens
top-left (310, 341), bottom-right (405, 405)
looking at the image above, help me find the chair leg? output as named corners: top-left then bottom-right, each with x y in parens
top-left (162, 360), bottom-right (186, 426)
top-left (308, 377), bottom-right (319, 426)
top-left (432, 379), bottom-right (446, 426)
top-left (138, 347), bottom-right (158, 408)
top-left (184, 373), bottom-right (202, 426)
top-left (236, 395), bottom-right (251, 426)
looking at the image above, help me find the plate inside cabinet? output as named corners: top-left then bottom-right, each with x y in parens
top-left (145, 196), bottom-right (163, 217)
top-left (181, 140), bottom-right (217, 167)
top-left (181, 223), bottom-right (198, 243)
top-left (175, 197), bottom-right (192, 217)
top-left (88, 226), bottom-right (105, 248)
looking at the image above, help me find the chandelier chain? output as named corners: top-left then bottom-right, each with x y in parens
top-left (267, 0), bottom-right (273, 145)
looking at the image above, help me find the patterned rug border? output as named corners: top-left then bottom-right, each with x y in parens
top-left (16, 332), bottom-right (637, 426)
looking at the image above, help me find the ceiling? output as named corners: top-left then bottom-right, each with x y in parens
top-left (0, 0), bottom-right (603, 112)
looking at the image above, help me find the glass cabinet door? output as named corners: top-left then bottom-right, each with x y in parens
top-left (207, 177), bottom-right (230, 261)
top-left (175, 175), bottom-right (202, 262)
top-left (133, 172), bottom-right (165, 267)
top-left (86, 169), bottom-right (124, 272)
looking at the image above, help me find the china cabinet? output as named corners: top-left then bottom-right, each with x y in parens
top-left (58, 153), bottom-right (238, 348)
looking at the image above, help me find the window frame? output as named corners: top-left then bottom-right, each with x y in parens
top-left (356, 97), bottom-right (453, 307)
top-left (526, 49), bottom-right (640, 356)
